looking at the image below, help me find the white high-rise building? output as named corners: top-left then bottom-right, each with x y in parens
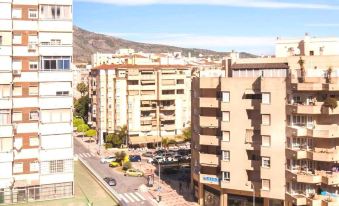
top-left (0, 0), bottom-right (74, 203)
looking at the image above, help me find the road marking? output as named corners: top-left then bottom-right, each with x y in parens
top-left (85, 152), bottom-right (91, 157)
top-left (90, 152), bottom-right (96, 157)
top-left (123, 193), bottom-right (135, 202)
top-left (129, 192), bottom-right (140, 202)
top-left (135, 192), bottom-right (146, 200)
top-left (119, 194), bottom-right (129, 203)
top-left (78, 153), bottom-right (84, 158)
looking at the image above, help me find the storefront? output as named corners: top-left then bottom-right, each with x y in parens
top-left (228, 194), bottom-right (263, 206)
top-left (204, 185), bottom-right (220, 206)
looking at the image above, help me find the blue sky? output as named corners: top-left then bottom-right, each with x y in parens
top-left (74, 0), bottom-right (339, 55)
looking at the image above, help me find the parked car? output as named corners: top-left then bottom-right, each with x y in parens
top-left (129, 155), bottom-right (142, 162)
top-left (109, 161), bottom-right (121, 167)
top-left (100, 156), bottom-right (116, 164)
top-left (103, 177), bottom-right (117, 186)
top-left (151, 156), bottom-right (165, 164)
top-left (142, 152), bottom-right (154, 157)
top-left (125, 169), bottom-right (144, 177)
top-left (172, 155), bottom-right (183, 162)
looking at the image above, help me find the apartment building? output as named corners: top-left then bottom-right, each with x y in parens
top-left (192, 36), bottom-right (339, 206)
top-left (89, 64), bottom-right (192, 146)
top-left (0, 0), bottom-right (73, 204)
top-left (73, 63), bottom-right (90, 99)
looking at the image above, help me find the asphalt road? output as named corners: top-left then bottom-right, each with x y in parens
top-left (74, 138), bottom-right (154, 206)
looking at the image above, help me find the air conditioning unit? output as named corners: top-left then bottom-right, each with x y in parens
top-left (13, 70), bottom-right (21, 76)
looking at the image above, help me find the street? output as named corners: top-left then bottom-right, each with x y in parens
top-left (74, 137), bottom-right (155, 206)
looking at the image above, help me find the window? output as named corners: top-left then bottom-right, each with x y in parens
top-left (29, 137), bottom-right (39, 147)
top-left (0, 36), bottom-right (2, 45)
top-left (14, 138), bottom-right (23, 149)
top-left (262, 136), bottom-right (271, 147)
top-left (177, 89), bottom-right (184, 94)
top-left (177, 79), bottom-right (184, 84)
top-left (262, 114), bottom-right (270, 126)
top-left (28, 9), bottom-right (38, 19)
top-left (222, 172), bottom-right (230, 182)
top-left (262, 157), bottom-right (271, 168)
top-left (12, 112), bottom-right (22, 122)
top-left (13, 163), bottom-right (23, 173)
top-left (13, 34), bottom-right (22, 44)
top-left (13, 86), bottom-right (22, 96)
top-left (51, 39), bottom-right (61, 45)
top-left (29, 61), bottom-right (38, 70)
top-left (0, 138), bottom-right (12, 153)
top-left (262, 93), bottom-right (270, 104)
top-left (12, 9), bottom-right (22, 18)
top-left (49, 160), bottom-right (64, 173)
top-left (40, 5), bottom-right (72, 20)
top-left (30, 162), bottom-right (39, 172)
top-left (29, 86), bottom-right (38, 96)
top-left (222, 111), bottom-right (230, 122)
top-left (222, 131), bottom-right (230, 142)
top-left (56, 91), bottom-right (69, 96)
top-left (0, 110), bottom-right (10, 125)
top-left (13, 60), bottom-right (22, 71)
top-left (222, 151), bottom-right (230, 161)
top-left (29, 111), bottom-right (39, 120)
top-left (222, 91), bottom-right (230, 103)
top-left (0, 85), bottom-right (10, 98)
top-left (262, 179), bottom-right (270, 191)
top-left (41, 56), bottom-right (71, 71)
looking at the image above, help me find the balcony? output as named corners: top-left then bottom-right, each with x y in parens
top-left (140, 75), bottom-right (156, 80)
top-left (0, 125), bottom-right (13, 138)
top-left (319, 171), bottom-right (339, 185)
top-left (199, 173), bottom-right (220, 185)
top-left (321, 104), bottom-right (339, 115)
top-left (140, 116), bottom-right (152, 121)
top-left (160, 105), bottom-right (176, 110)
top-left (287, 170), bottom-right (322, 184)
top-left (199, 153), bottom-right (220, 167)
top-left (39, 96), bottom-right (72, 109)
top-left (160, 115), bottom-right (175, 121)
top-left (140, 125), bottom-right (152, 132)
top-left (200, 116), bottom-right (219, 128)
top-left (291, 83), bottom-right (323, 91)
top-left (312, 150), bottom-right (338, 162)
top-left (286, 125), bottom-right (339, 138)
top-left (0, 99), bottom-right (12, 109)
top-left (286, 103), bottom-right (322, 114)
top-left (307, 195), bottom-right (339, 206)
top-left (286, 193), bottom-right (307, 206)
top-left (140, 106), bottom-right (154, 111)
top-left (128, 85), bottom-right (140, 90)
top-left (0, 72), bottom-right (12, 84)
top-left (0, 152), bottom-right (13, 163)
top-left (323, 83), bottom-right (339, 91)
top-left (200, 98), bottom-right (219, 108)
top-left (199, 135), bottom-right (220, 146)
top-left (140, 95), bottom-right (157, 100)
top-left (162, 124), bottom-right (176, 131)
top-left (286, 148), bottom-right (311, 159)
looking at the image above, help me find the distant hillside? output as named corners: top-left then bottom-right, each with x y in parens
top-left (73, 26), bottom-right (257, 63)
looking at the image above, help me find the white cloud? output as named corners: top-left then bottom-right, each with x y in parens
top-left (76, 0), bottom-right (339, 9)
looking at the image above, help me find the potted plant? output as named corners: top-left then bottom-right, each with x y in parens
top-left (298, 57), bottom-right (305, 83)
top-left (326, 67), bottom-right (333, 83)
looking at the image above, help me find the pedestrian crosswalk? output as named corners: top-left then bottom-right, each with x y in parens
top-left (76, 152), bottom-right (96, 158)
top-left (117, 192), bottom-right (146, 203)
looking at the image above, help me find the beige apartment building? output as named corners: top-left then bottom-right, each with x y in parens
top-left (89, 64), bottom-right (192, 146)
top-left (192, 36), bottom-right (339, 206)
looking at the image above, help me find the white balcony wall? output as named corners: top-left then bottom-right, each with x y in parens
top-left (0, 46), bottom-right (12, 56)
top-left (13, 98), bottom-right (39, 108)
top-left (0, 152), bottom-right (13, 163)
top-left (0, 125), bottom-right (13, 137)
top-left (39, 0), bottom-right (72, 5)
top-left (40, 123), bottom-right (72, 135)
top-left (39, 20), bottom-right (72, 32)
top-left (0, 20), bottom-right (12, 31)
top-left (39, 148), bottom-right (73, 161)
top-left (13, 46), bottom-right (38, 57)
top-left (0, 72), bottom-right (12, 84)
top-left (40, 173), bottom-right (73, 185)
top-left (0, 3), bottom-right (11, 19)
top-left (40, 82), bottom-right (71, 96)
top-left (14, 148), bottom-right (39, 160)
top-left (0, 162), bottom-right (12, 179)
top-left (41, 134), bottom-right (72, 149)
top-left (39, 32), bottom-right (72, 45)
top-left (0, 56), bottom-right (12, 71)
top-left (0, 99), bottom-right (12, 109)
top-left (39, 46), bottom-right (72, 56)
top-left (13, 20), bottom-right (38, 31)
top-left (39, 97), bottom-right (72, 109)
top-left (13, 72), bottom-right (38, 83)
top-left (16, 123), bottom-right (39, 134)
top-left (12, 0), bottom-right (38, 4)
top-left (39, 71), bottom-right (72, 82)
top-left (40, 109), bottom-right (71, 123)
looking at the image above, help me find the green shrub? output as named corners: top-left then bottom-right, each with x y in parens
top-left (73, 117), bottom-right (84, 128)
top-left (77, 124), bottom-right (89, 133)
top-left (323, 97), bottom-right (338, 111)
top-left (105, 143), bottom-right (113, 149)
top-left (85, 129), bottom-right (97, 137)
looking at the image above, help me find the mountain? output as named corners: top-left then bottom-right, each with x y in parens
top-left (73, 26), bottom-right (256, 63)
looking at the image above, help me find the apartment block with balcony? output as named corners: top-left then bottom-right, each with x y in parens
top-left (0, 0), bottom-right (73, 204)
top-left (89, 64), bottom-right (191, 146)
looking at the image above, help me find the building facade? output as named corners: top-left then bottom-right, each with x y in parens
top-left (89, 64), bottom-right (192, 146)
top-left (0, 0), bottom-right (74, 204)
top-left (192, 37), bottom-right (339, 206)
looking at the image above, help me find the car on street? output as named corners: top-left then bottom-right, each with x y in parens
top-left (109, 161), bottom-right (121, 167)
top-left (125, 169), bottom-right (144, 177)
top-left (103, 177), bottom-right (117, 186)
top-left (129, 155), bottom-right (142, 162)
top-left (100, 156), bottom-right (116, 164)
top-left (142, 151), bottom-right (154, 157)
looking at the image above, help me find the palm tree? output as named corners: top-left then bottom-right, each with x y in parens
top-left (117, 125), bottom-right (128, 146)
top-left (162, 137), bottom-right (169, 149)
top-left (298, 57), bottom-right (305, 83)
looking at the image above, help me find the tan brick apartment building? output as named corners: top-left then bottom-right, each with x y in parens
top-left (89, 64), bottom-right (192, 146)
top-left (192, 35), bottom-right (339, 206)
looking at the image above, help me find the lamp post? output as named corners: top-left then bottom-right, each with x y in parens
top-left (246, 182), bottom-right (255, 206)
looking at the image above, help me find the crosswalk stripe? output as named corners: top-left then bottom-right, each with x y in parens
top-left (78, 154), bottom-right (84, 158)
top-left (129, 192), bottom-right (140, 202)
top-left (85, 153), bottom-right (91, 157)
top-left (119, 194), bottom-right (129, 203)
top-left (135, 192), bottom-right (146, 201)
top-left (90, 152), bottom-right (96, 157)
top-left (123, 193), bottom-right (134, 202)
top-left (81, 153), bottom-right (88, 157)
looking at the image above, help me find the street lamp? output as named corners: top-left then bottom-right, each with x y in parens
top-left (246, 182), bottom-right (255, 206)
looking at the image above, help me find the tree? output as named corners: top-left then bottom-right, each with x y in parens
top-left (162, 137), bottom-right (169, 148)
top-left (182, 127), bottom-right (192, 142)
top-left (323, 97), bottom-right (338, 111)
top-left (74, 95), bottom-right (89, 122)
top-left (117, 125), bottom-right (128, 145)
top-left (73, 117), bottom-right (84, 128)
top-left (110, 133), bottom-right (123, 147)
top-left (85, 129), bottom-right (97, 137)
top-left (77, 83), bottom-right (88, 97)
top-left (298, 57), bottom-right (305, 83)
top-left (77, 124), bottom-right (89, 133)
